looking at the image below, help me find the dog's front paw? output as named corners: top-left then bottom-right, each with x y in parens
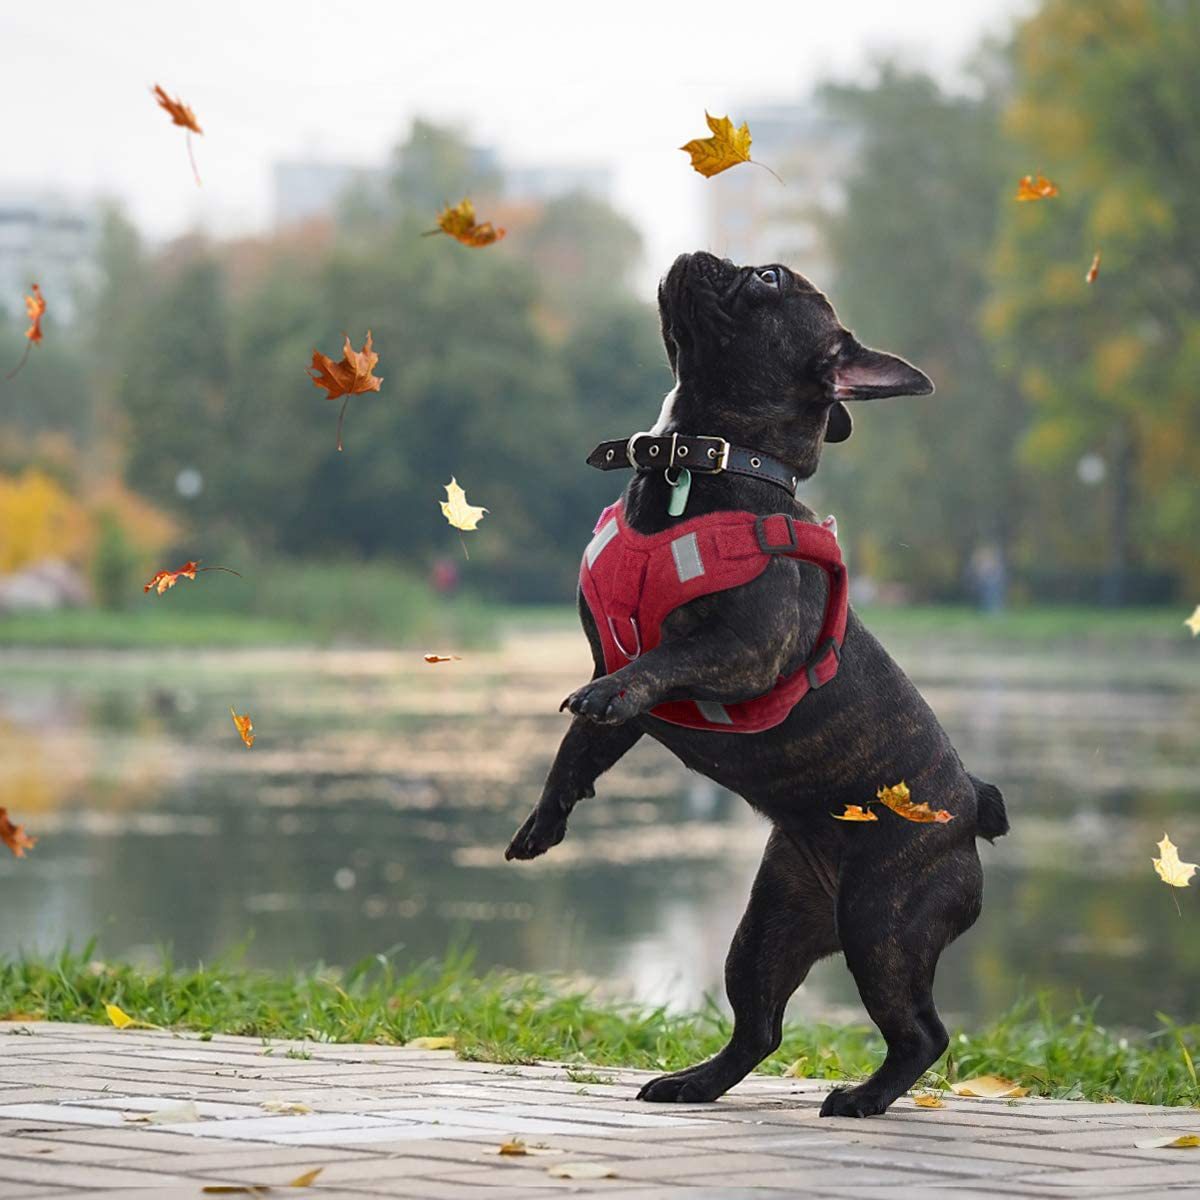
top-left (505, 802), bottom-right (569, 861)
top-left (638, 1067), bottom-right (723, 1104)
top-left (819, 1085), bottom-right (889, 1118)
top-left (561, 676), bottom-right (644, 724)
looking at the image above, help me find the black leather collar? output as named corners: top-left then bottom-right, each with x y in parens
top-left (586, 432), bottom-right (800, 498)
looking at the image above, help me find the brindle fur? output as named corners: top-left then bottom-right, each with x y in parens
top-left (506, 252), bottom-right (1008, 1118)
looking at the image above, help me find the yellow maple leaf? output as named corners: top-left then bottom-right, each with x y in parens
top-left (439, 478), bottom-right (487, 532)
top-left (1184, 606), bottom-right (1200, 637)
top-left (105, 1002), bottom-right (136, 1029)
top-left (832, 804), bottom-right (879, 822)
top-left (876, 781), bottom-right (954, 824)
top-left (1135, 1133), bottom-right (1200, 1149)
top-left (498, 1137), bottom-right (527, 1156)
top-left (230, 707), bottom-right (255, 749)
top-left (1153, 834), bottom-right (1197, 888)
top-left (680, 112), bottom-right (753, 178)
top-left (913, 1092), bottom-right (945, 1108)
top-left (949, 1074), bottom-right (1028, 1099)
top-left (407, 1035), bottom-right (456, 1050)
top-left (288, 1168), bottom-right (325, 1187)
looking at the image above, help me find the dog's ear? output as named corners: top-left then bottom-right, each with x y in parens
top-left (828, 338), bottom-right (933, 400)
top-left (824, 402), bottom-right (853, 443)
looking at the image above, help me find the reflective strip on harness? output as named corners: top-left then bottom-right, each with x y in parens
top-left (585, 517), bottom-right (619, 567)
top-left (694, 700), bottom-right (733, 725)
top-left (670, 532), bottom-right (705, 582)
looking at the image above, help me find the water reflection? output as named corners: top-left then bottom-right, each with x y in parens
top-left (2, 628), bottom-right (1198, 1029)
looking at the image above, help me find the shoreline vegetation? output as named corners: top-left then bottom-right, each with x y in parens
top-left (0, 596), bottom-right (1189, 650)
top-left (2, 952), bottom-right (1198, 1108)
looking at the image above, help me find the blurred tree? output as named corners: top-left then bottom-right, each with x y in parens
top-left (817, 64), bottom-right (1015, 602)
top-left (987, 0), bottom-right (1200, 600)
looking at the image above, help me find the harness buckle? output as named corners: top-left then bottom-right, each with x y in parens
top-left (805, 637), bottom-right (841, 690)
top-left (755, 514), bottom-right (799, 554)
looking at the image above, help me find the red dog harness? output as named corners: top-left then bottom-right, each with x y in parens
top-left (579, 501), bottom-right (849, 733)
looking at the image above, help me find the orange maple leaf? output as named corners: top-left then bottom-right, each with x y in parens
top-left (143, 560), bottom-right (240, 595)
top-left (423, 653), bottom-right (462, 663)
top-left (230, 707), bottom-right (255, 748)
top-left (307, 331), bottom-right (383, 451)
top-left (0, 808), bottom-right (37, 858)
top-left (425, 199), bottom-right (506, 248)
top-left (876, 782), bottom-right (954, 824)
top-left (152, 84), bottom-right (203, 185)
top-left (24, 284), bottom-right (46, 344)
top-left (832, 804), bottom-right (879, 823)
top-left (6, 283), bottom-right (46, 379)
top-left (1085, 251), bottom-right (1101, 284)
top-left (1015, 173), bottom-right (1058, 201)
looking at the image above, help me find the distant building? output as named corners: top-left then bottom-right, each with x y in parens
top-left (702, 100), bottom-right (857, 284)
top-left (273, 153), bottom-right (612, 228)
top-left (272, 161), bottom-right (387, 228)
top-left (0, 190), bottom-right (100, 326)
top-left (504, 164), bottom-right (612, 203)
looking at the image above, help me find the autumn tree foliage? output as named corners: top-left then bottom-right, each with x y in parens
top-left (987, 0), bottom-right (1200, 599)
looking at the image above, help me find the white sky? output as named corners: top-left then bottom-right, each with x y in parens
top-left (3, 0), bottom-right (1028, 299)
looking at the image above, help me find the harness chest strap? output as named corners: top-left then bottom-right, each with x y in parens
top-left (581, 505), bottom-right (849, 733)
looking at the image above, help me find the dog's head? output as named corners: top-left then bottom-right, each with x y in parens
top-left (657, 251), bottom-right (932, 467)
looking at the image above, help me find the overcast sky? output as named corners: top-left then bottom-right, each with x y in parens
top-left (3, 0), bottom-right (1028, 298)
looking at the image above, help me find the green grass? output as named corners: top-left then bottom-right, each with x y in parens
top-left (3, 949), bottom-right (1198, 1107)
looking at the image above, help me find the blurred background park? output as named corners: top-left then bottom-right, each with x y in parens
top-left (1, 0), bottom-right (1198, 1032)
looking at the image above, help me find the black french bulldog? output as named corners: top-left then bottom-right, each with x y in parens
top-left (506, 251), bottom-right (1007, 1118)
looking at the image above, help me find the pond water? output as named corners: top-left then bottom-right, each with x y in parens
top-left (2, 623), bottom-right (1198, 1030)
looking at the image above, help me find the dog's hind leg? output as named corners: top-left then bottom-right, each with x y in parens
top-left (505, 717), bottom-right (642, 861)
top-left (639, 827), bottom-right (839, 1103)
top-left (819, 842), bottom-right (983, 1118)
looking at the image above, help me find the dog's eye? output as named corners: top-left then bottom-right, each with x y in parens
top-left (757, 268), bottom-right (779, 287)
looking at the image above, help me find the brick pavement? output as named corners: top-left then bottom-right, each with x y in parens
top-left (1, 1022), bottom-right (1199, 1198)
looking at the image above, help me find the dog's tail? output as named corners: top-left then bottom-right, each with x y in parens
top-left (970, 774), bottom-right (1009, 842)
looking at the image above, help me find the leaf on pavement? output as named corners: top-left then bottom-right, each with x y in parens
top-left (407, 1035), bottom-right (456, 1050)
top-left (950, 1074), bottom-right (1028, 1099)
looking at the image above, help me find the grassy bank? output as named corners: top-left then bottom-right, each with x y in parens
top-left (3, 951), bottom-right (1198, 1107)
top-left (0, 598), bottom-right (1190, 650)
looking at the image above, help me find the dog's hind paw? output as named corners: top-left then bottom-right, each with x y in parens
top-left (561, 676), bottom-right (643, 724)
top-left (637, 1069), bottom-right (723, 1104)
top-left (504, 803), bottom-right (569, 861)
top-left (819, 1085), bottom-right (890, 1118)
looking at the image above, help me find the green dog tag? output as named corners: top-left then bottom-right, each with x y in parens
top-left (667, 467), bottom-right (692, 517)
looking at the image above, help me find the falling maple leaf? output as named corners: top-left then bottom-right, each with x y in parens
top-left (949, 1075), bottom-right (1028, 1099)
top-left (1085, 251), bottom-right (1101, 284)
top-left (5, 284), bottom-right (46, 379)
top-left (913, 1092), bottom-right (945, 1109)
top-left (832, 804), bottom-right (879, 822)
top-left (425, 199), bottom-right (506, 247)
top-left (423, 653), bottom-right (462, 663)
top-left (143, 560), bottom-right (240, 595)
top-left (1184, 606), bottom-right (1200, 636)
top-left (681, 112), bottom-right (754, 178)
top-left (876, 782), bottom-right (954, 824)
top-left (230, 708), bottom-right (255, 749)
top-left (1153, 834), bottom-right (1196, 888)
top-left (152, 84), bottom-right (203, 186)
top-left (307, 331), bottom-right (383, 451)
top-left (440, 478), bottom-right (487, 560)
top-left (1015, 173), bottom-right (1059, 201)
top-left (0, 808), bottom-right (36, 858)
